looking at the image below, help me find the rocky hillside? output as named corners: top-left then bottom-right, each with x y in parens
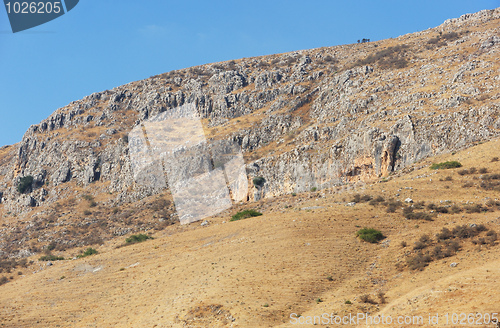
top-left (0, 8), bottom-right (499, 257)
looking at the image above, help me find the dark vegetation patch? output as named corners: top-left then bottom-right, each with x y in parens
top-left (404, 224), bottom-right (496, 271)
top-left (17, 176), bottom-right (34, 194)
top-left (230, 209), bottom-right (263, 222)
top-left (351, 194), bottom-right (372, 203)
top-left (430, 161), bottom-right (462, 170)
top-left (77, 247), bottom-right (98, 258)
top-left (356, 228), bottom-right (385, 243)
top-left (0, 258), bottom-right (29, 274)
top-left (426, 31), bottom-right (462, 48)
top-left (125, 234), bottom-right (154, 245)
top-left (39, 255), bottom-right (64, 261)
top-left (354, 44), bottom-right (410, 69)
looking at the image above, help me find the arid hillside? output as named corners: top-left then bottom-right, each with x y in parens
top-left (0, 8), bottom-right (499, 260)
top-left (0, 7), bottom-right (500, 327)
top-left (0, 136), bottom-right (499, 327)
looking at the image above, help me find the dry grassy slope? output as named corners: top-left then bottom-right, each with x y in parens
top-left (0, 139), bottom-right (499, 327)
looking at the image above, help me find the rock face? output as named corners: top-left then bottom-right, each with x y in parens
top-left (0, 8), bottom-right (500, 215)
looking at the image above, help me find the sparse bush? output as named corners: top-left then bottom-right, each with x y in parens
top-left (17, 176), bottom-right (34, 194)
top-left (310, 187), bottom-right (317, 192)
top-left (0, 276), bottom-right (9, 286)
top-left (479, 168), bottom-right (488, 174)
top-left (491, 157), bottom-right (499, 162)
top-left (345, 300), bottom-right (352, 304)
top-left (430, 161), bottom-right (462, 170)
top-left (452, 225), bottom-right (482, 239)
top-left (368, 196), bottom-right (385, 206)
top-left (77, 247), bottom-right (98, 258)
top-left (377, 291), bottom-right (386, 304)
top-left (472, 238), bottom-right (486, 245)
top-left (444, 240), bottom-right (460, 252)
top-left (404, 209), bottom-right (432, 221)
top-left (413, 201), bottom-right (425, 210)
top-left (359, 294), bottom-right (377, 304)
top-left (486, 230), bottom-right (497, 245)
top-left (230, 209), bottom-right (263, 222)
top-left (435, 206), bottom-right (449, 214)
top-left (450, 205), bottom-right (462, 214)
top-left (462, 181), bottom-right (474, 188)
top-left (400, 241), bottom-right (407, 248)
top-left (356, 228), bottom-right (385, 243)
top-left (355, 44), bottom-right (409, 69)
top-left (407, 252), bottom-right (432, 271)
top-left (352, 194), bottom-right (372, 203)
top-left (458, 167), bottom-right (477, 175)
top-left (125, 234), bottom-right (154, 245)
top-left (464, 204), bottom-right (488, 213)
top-left (83, 210), bottom-right (92, 216)
top-left (436, 228), bottom-right (453, 240)
top-left (486, 200), bottom-right (500, 208)
top-left (39, 255), bottom-right (64, 261)
top-left (82, 194), bottom-right (94, 202)
top-left (386, 202), bottom-right (398, 213)
top-left (413, 241), bottom-right (427, 250)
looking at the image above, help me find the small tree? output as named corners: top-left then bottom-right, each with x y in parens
top-left (17, 176), bottom-right (34, 194)
top-left (253, 177), bottom-right (265, 188)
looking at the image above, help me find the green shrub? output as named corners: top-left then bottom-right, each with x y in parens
top-left (77, 247), bottom-right (98, 258)
top-left (252, 177), bottom-right (265, 187)
top-left (17, 176), bottom-right (34, 194)
top-left (356, 228), bottom-right (385, 243)
top-left (125, 234), bottom-right (154, 244)
top-left (310, 187), bottom-right (317, 192)
top-left (430, 161), bottom-right (462, 170)
top-left (39, 255), bottom-right (64, 261)
top-left (230, 209), bottom-right (263, 221)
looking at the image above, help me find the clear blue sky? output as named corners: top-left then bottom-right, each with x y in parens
top-left (1, 0), bottom-right (498, 147)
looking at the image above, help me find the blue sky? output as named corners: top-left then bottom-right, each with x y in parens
top-left (0, 0), bottom-right (499, 147)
